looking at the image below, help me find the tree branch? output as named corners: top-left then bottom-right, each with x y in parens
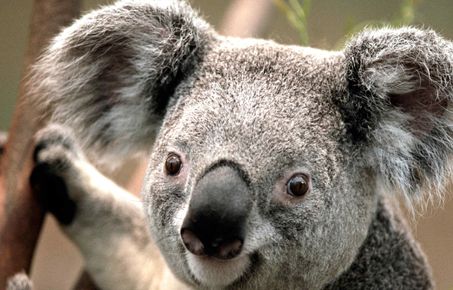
top-left (0, 0), bottom-right (80, 286)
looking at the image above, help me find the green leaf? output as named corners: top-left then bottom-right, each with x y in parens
top-left (274, 0), bottom-right (311, 45)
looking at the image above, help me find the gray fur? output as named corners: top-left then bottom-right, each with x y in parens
top-left (30, 0), bottom-right (212, 166)
top-left (324, 197), bottom-right (433, 290)
top-left (28, 0), bottom-right (452, 289)
top-left (340, 27), bottom-right (453, 207)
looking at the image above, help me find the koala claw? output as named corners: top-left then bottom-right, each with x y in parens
top-left (32, 124), bottom-right (81, 164)
top-left (30, 124), bottom-right (81, 225)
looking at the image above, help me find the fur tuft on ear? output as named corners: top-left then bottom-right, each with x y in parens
top-left (341, 27), bottom-right (453, 205)
top-left (30, 0), bottom-right (213, 166)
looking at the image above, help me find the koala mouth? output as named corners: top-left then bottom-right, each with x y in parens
top-left (185, 252), bottom-right (253, 287)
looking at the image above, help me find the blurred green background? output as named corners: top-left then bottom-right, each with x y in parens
top-left (1, 1), bottom-right (453, 289)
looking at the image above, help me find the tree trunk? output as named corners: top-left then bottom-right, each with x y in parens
top-left (0, 0), bottom-right (80, 287)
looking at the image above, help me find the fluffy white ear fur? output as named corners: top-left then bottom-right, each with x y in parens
top-left (29, 0), bottom-right (212, 167)
top-left (344, 27), bottom-right (453, 207)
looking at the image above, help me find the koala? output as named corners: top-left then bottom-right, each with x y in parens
top-left (21, 0), bottom-right (453, 289)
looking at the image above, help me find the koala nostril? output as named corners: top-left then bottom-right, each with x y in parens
top-left (181, 226), bottom-right (244, 259)
top-left (181, 164), bottom-right (251, 260)
top-left (181, 228), bottom-right (205, 256)
top-left (216, 239), bottom-right (243, 260)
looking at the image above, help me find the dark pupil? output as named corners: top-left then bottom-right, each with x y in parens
top-left (288, 176), bottom-right (308, 196)
top-left (166, 155), bottom-right (181, 175)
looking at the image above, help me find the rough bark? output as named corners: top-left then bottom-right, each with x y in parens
top-left (0, 0), bottom-right (80, 287)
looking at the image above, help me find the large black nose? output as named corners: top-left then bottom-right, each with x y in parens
top-left (181, 165), bottom-right (251, 260)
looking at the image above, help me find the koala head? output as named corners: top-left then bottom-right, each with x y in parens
top-left (32, 0), bottom-right (453, 289)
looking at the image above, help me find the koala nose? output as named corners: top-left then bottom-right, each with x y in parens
top-left (181, 165), bottom-right (251, 260)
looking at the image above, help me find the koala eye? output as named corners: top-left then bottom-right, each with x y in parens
top-left (286, 174), bottom-right (310, 197)
top-left (165, 153), bottom-right (182, 176)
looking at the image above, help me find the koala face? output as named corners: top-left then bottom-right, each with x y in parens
top-left (143, 51), bottom-right (373, 287)
top-left (143, 42), bottom-right (375, 289)
top-left (32, 0), bottom-right (452, 289)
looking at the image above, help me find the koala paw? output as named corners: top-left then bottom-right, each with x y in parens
top-left (30, 124), bottom-right (82, 225)
top-left (6, 272), bottom-right (33, 290)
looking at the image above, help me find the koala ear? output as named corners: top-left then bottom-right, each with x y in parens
top-left (31, 0), bottom-right (213, 165)
top-left (340, 27), bottom-right (453, 202)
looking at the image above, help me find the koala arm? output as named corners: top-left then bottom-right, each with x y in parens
top-left (30, 125), bottom-right (188, 290)
top-left (27, 1), bottom-right (213, 288)
top-left (324, 196), bottom-right (433, 290)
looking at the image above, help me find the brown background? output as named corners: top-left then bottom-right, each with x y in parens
top-left (1, 0), bottom-right (452, 289)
